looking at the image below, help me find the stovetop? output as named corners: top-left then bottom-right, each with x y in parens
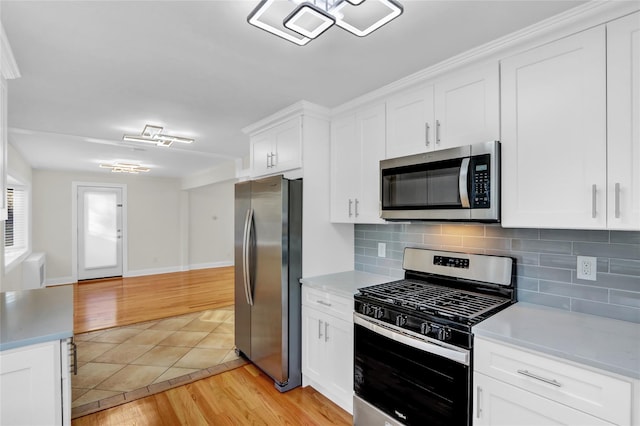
top-left (357, 279), bottom-right (511, 322)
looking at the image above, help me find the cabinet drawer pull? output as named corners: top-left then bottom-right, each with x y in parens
top-left (70, 340), bottom-right (78, 375)
top-left (615, 182), bottom-right (621, 219)
top-left (318, 320), bottom-right (323, 339)
top-left (355, 199), bottom-right (359, 217)
top-left (517, 369), bottom-right (562, 387)
top-left (592, 184), bottom-right (597, 218)
top-left (425, 122), bottom-right (430, 147)
top-left (324, 322), bottom-right (329, 342)
top-left (316, 300), bottom-right (332, 307)
top-left (348, 199), bottom-right (353, 217)
top-left (436, 119), bottom-right (441, 145)
top-left (476, 386), bottom-right (482, 418)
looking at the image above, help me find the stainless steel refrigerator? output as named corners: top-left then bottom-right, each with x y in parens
top-left (234, 175), bottom-right (302, 392)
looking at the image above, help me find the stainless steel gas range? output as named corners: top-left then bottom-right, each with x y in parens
top-left (353, 247), bottom-right (516, 426)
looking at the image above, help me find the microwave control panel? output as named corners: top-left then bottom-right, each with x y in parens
top-left (470, 155), bottom-right (490, 208)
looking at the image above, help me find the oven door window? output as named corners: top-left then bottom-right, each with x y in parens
top-left (381, 158), bottom-right (464, 210)
top-left (354, 323), bottom-right (470, 426)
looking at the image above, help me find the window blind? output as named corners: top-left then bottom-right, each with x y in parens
top-left (4, 185), bottom-right (27, 254)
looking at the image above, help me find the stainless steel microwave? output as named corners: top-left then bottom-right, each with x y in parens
top-left (380, 141), bottom-right (500, 222)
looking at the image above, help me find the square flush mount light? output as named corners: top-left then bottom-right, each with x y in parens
top-left (331, 0), bottom-right (403, 37)
top-left (284, 2), bottom-right (335, 39)
top-left (248, 0), bottom-right (311, 46)
top-left (123, 124), bottom-right (194, 147)
top-left (247, 0), bottom-right (403, 45)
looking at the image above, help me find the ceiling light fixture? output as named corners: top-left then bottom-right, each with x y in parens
top-left (248, 0), bottom-right (403, 46)
top-left (122, 124), bottom-right (195, 147)
top-left (99, 162), bottom-right (151, 174)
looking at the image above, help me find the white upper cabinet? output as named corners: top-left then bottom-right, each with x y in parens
top-left (501, 26), bottom-right (608, 229)
top-left (331, 103), bottom-right (386, 224)
top-left (385, 62), bottom-right (499, 158)
top-left (607, 11), bottom-right (640, 230)
top-left (434, 62), bottom-right (499, 149)
top-left (385, 84), bottom-right (435, 158)
top-left (250, 116), bottom-right (302, 177)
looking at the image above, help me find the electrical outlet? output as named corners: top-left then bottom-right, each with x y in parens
top-left (577, 256), bottom-right (597, 281)
top-left (378, 242), bottom-right (386, 258)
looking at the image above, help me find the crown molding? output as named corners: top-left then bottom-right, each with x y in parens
top-left (242, 100), bottom-right (331, 135)
top-left (1, 24), bottom-right (21, 80)
top-left (332, 0), bottom-right (639, 116)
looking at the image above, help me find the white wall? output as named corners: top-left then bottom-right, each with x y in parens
top-left (188, 180), bottom-right (235, 268)
top-left (32, 170), bottom-right (184, 283)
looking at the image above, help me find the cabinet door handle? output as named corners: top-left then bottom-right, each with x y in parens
top-left (592, 184), bottom-right (597, 218)
top-left (318, 320), bottom-right (323, 339)
top-left (436, 120), bottom-right (441, 145)
top-left (348, 199), bottom-right (353, 217)
top-left (266, 153), bottom-right (271, 168)
top-left (316, 300), bottom-right (332, 307)
top-left (355, 199), bottom-right (359, 218)
top-left (70, 340), bottom-right (78, 375)
top-left (517, 369), bottom-right (562, 387)
top-left (615, 182), bottom-right (621, 219)
top-left (425, 122), bottom-right (430, 147)
top-left (324, 322), bottom-right (329, 342)
top-left (271, 152), bottom-right (277, 167)
top-left (476, 386), bottom-right (482, 418)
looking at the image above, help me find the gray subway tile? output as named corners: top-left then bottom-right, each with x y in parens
top-left (355, 263), bottom-right (364, 272)
top-left (517, 290), bottom-right (570, 310)
top-left (355, 230), bottom-right (365, 239)
top-left (487, 250), bottom-right (539, 266)
top-left (378, 223), bottom-right (404, 232)
top-left (441, 224), bottom-right (485, 236)
top-left (573, 242), bottom-right (640, 260)
top-left (355, 254), bottom-right (377, 266)
top-left (423, 235), bottom-right (463, 247)
top-left (518, 265), bottom-right (572, 283)
top-left (610, 259), bottom-right (640, 276)
top-left (571, 299), bottom-right (640, 324)
top-left (610, 231), bottom-right (640, 244)
top-left (377, 258), bottom-right (403, 269)
top-left (364, 248), bottom-right (378, 257)
top-left (538, 254), bottom-right (608, 273)
top-left (577, 272), bottom-right (640, 292)
top-left (364, 231), bottom-right (393, 241)
top-left (539, 281), bottom-right (608, 303)
top-left (356, 224), bottom-right (378, 232)
top-left (486, 226), bottom-right (539, 239)
top-left (391, 232), bottom-right (423, 244)
top-left (463, 237), bottom-right (510, 250)
top-left (511, 239), bottom-right (572, 255)
top-left (516, 277), bottom-right (539, 291)
top-left (404, 223), bottom-right (442, 235)
top-left (610, 290), bottom-right (640, 309)
top-left (355, 239), bottom-right (377, 249)
top-left (354, 247), bottom-right (365, 256)
top-left (540, 229), bottom-right (609, 243)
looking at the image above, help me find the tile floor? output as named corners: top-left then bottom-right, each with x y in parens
top-left (72, 306), bottom-right (238, 412)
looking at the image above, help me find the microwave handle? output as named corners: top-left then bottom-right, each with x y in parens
top-left (459, 158), bottom-right (471, 208)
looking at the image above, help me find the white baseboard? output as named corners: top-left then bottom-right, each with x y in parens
top-left (45, 277), bottom-right (75, 286)
top-left (188, 261), bottom-right (233, 270)
top-left (124, 266), bottom-right (183, 278)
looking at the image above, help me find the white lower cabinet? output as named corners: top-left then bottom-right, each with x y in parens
top-left (0, 338), bottom-right (72, 425)
top-left (473, 337), bottom-right (635, 426)
top-left (473, 372), bottom-right (614, 425)
top-left (301, 287), bottom-right (354, 414)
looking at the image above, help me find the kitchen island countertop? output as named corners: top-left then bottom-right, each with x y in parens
top-left (473, 302), bottom-right (640, 379)
top-left (0, 286), bottom-right (74, 351)
top-left (300, 270), bottom-right (393, 298)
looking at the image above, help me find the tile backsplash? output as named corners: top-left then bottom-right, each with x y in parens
top-left (355, 224), bottom-right (640, 323)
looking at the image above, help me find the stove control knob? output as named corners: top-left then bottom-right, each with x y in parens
top-left (437, 327), bottom-right (451, 341)
top-left (373, 306), bottom-right (384, 319)
top-left (360, 303), bottom-right (371, 315)
top-left (395, 315), bottom-right (407, 327)
top-left (420, 323), bottom-right (431, 335)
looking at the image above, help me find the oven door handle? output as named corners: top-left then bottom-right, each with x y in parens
top-left (354, 314), bottom-right (469, 365)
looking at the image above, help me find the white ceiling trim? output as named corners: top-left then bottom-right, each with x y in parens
top-left (1, 24), bottom-right (20, 80)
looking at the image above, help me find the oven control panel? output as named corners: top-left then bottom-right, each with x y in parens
top-left (433, 255), bottom-right (469, 269)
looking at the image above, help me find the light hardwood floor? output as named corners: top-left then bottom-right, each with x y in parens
top-left (72, 268), bottom-right (352, 425)
top-left (74, 267), bottom-right (235, 333)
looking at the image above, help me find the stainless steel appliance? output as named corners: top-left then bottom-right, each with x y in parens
top-left (380, 141), bottom-right (500, 222)
top-left (234, 175), bottom-right (302, 392)
top-left (353, 247), bottom-right (515, 426)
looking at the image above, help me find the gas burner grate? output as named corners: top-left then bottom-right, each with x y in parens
top-left (359, 279), bottom-right (509, 320)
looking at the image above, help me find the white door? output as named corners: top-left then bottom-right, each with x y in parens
top-left (77, 186), bottom-right (123, 280)
top-left (330, 112), bottom-right (359, 223)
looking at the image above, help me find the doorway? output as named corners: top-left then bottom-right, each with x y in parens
top-left (75, 184), bottom-right (125, 281)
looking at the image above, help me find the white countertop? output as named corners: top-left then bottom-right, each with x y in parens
top-left (300, 270), bottom-right (393, 298)
top-left (473, 302), bottom-right (640, 379)
top-left (0, 286), bottom-right (74, 351)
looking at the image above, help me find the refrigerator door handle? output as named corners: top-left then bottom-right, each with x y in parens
top-left (243, 208), bottom-right (255, 306)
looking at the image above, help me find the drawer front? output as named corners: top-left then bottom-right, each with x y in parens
top-left (474, 337), bottom-right (632, 425)
top-left (302, 287), bottom-right (353, 322)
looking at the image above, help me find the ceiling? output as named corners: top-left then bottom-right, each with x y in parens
top-left (1, 0), bottom-right (585, 179)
